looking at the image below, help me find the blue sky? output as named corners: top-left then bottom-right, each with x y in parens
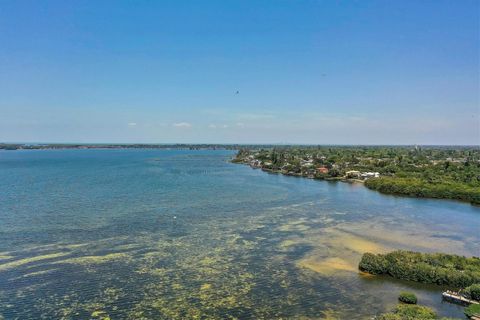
top-left (0, 0), bottom-right (478, 144)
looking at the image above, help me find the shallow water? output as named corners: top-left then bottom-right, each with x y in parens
top-left (0, 149), bottom-right (478, 319)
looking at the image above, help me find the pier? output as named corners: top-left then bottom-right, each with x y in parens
top-left (442, 290), bottom-right (479, 305)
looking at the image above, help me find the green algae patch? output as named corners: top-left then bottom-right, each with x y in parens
top-left (139, 267), bottom-right (169, 276)
top-left (279, 239), bottom-right (303, 249)
top-left (91, 310), bottom-right (111, 320)
top-left (321, 308), bottom-right (344, 319)
top-left (171, 283), bottom-right (183, 290)
top-left (54, 253), bottom-right (129, 266)
top-left (200, 283), bottom-right (212, 290)
top-left (0, 254), bottom-right (14, 260)
top-left (12, 268), bottom-right (59, 280)
top-left (14, 242), bottom-right (89, 254)
top-left (123, 234), bottom-right (259, 319)
top-left (277, 220), bottom-right (311, 232)
top-left (0, 252), bottom-right (71, 271)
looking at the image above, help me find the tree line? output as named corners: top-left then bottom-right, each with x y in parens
top-left (359, 250), bottom-right (480, 288)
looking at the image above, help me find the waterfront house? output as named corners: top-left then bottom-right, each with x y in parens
top-left (361, 172), bottom-right (380, 179)
top-left (317, 167), bottom-right (329, 174)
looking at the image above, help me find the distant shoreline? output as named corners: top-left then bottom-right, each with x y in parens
top-left (0, 143), bottom-right (241, 151)
top-left (1, 143), bottom-right (479, 151)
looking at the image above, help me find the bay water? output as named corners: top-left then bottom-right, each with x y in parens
top-left (0, 149), bottom-right (479, 319)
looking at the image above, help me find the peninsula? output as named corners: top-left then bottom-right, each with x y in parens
top-left (233, 146), bottom-right (480, 205)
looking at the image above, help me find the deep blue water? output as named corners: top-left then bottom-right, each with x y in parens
top-left (0, 149), bottom-right (479, 319)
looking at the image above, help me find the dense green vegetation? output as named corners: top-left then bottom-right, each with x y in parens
top-left (465, 304), bottom-right (480, 319)
top-left (364, 177), bottom-right (480, 205)
top-left (376, 304), bottom-right (460, 320)
top-left (398, 292), bottom-right (417, 304)
top-left (464, 284), bottom-right (480, 301)
top-left (377, 304), bottom-right (437, 320)
top-left (359, 250), bottom-right (480, 288)
top-left (234, 146), bottom-right (480, 204)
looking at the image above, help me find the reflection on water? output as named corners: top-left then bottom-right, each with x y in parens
top-left (0, 149), bottom-right (479, 319)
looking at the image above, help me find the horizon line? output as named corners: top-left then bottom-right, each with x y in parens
top-left (2, 141), bottom-right (479, 147)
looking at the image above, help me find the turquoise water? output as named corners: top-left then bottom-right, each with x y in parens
top-left (0, 149), bottom-right (479, 319)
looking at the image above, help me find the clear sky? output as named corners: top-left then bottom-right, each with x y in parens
top-left (0, 0), bottom-right (479, 145)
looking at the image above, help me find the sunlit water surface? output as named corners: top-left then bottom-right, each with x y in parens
top-left (0, 149), bottom-right (479, 319)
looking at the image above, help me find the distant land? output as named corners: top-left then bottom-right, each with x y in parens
top-left (0, 143), bottom-right (243, 150)
top-left (1, 143), bottom-right (479, 151)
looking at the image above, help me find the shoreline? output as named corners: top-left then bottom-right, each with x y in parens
top-left (233, 159), bottom-right (479, 206)
top-left (252, 165), bottom-right (364, 183)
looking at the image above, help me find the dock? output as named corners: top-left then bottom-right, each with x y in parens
top-left (442, 290), bottom-right (479, 305)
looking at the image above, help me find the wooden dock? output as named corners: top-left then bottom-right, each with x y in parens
top-left (442, 290), bottom-right (479, 305)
